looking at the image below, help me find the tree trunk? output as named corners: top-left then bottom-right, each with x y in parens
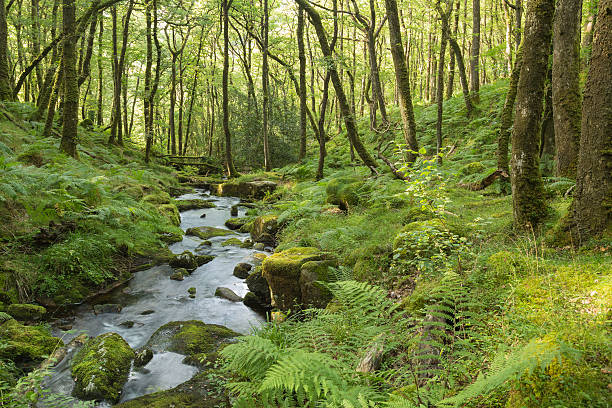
top-left (540, 62), bottom-right (555, 160)
top-left (169, 54), bottom-right (177, 155)
top-left (59, 0), bottom-right (78, 158)
top-left (552, 0), bottom-right (582, 178)
top-left (144, 0), bottom-right (152, 162)
top-left (470, 0), bottom-right (480, 102)
top-left (96, 17), bottom-right (104, 126)
top-left (496, 48), bottom-right (522, 173)
top-left (571, 0), bottom-right (612, 243)
top-left (297, 5), bottom-right (307, 161)
top-left (0, 0), bottom-right (13, 100)
top-left (222, 0), bottom-right (238, 177)
top-left (296, 0), bottom-right (377, 171)
top-left (510, 0), bottom-right (554, 229)
top-left (385, 0), bottom-right (419, 163)
top-left (435, 2), bottom-right (450, 165)
top-left (262, 0), bottom-right (271, 170)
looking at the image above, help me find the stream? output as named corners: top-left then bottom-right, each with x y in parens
top-left (44, 189), bottom-right (266, 406)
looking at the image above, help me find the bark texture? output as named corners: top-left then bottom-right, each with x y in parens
top-left (60, 0), bottom-right (79, 158)
top-left (0, 0), bottom-right (13, 100)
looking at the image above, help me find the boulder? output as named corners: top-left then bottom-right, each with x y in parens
top-left (93, 304), bottom-right (122, 314)
top-left (214, 287), bottom-right (243, 302)
top-left (224, 217), bottom-right (251, 230)
top-left (188, 287), bottom-right (197, 295)
top-left (170, 269), bottom-right (188, 281)
top-left (158, 204), bottom-right (181, 226)
top-left (253, 243), bottom-right (265, 250)
top-left (221, 238), bottom-right (243, 247)
top-left (262, 247), bottom-right (328, 310)
top-left (7, 303), bottom-right (46, 321)
top-left (141, 192), bottom-right (172, 205)
top-left (134, 348), bottom-right (153, 367)
top-left (246, 266), bottom-right (270, 305)
top-left (196, 255), bottom-right (215, 266)
top-left (325, 177), bottom-right (363, 211)
top-left (233, 263), bottom-right (252, 279)
top-left (174, 199), bottom-right (216, 211)
top-left (243, 292), bottom-right (269, 312)
top-left (186, 226), bottom-right (236, 240)
top-left (216, 180), bottom-right (277, 199)
top-left (169, 251), bottom-right (199, 271)
top-left (119, 321), bottom-right (135, 329)
top-left (299, 260), bottom-right (337, 308)
top-left (250, 215), bottom-right (278, 244)
top-left (0, 319), bottom-right (63, 366)
top-left (230, 205), bottom-right (239, 216)
top-left (71, 332), bottom-right (135, 403)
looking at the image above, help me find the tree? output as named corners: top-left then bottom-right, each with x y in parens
top-left (222, 0), bottom-right (238, 177)
top-left (469, 0), bottom-right (480, 102)
top-left (552, 0), bottom-right (582, 177)
top-left (0, 0), bottom-right (13, 100)
top-left (59, 0), bottom-right (79, 158)
top-left (297, 5), bottom-right (307, 161)
top-left (385, 0), bottom-right (419, 163)
top-left (571, 0), bottom-right (612, 243)
top-left (262, 0), bottom-right (271, 170)
top-left (510, 0), bottom-right (554, 228)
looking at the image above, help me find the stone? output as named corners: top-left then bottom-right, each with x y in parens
top-left (140, 310), bottom-right (155, 316)
top-left (243, 292), bottom-right (268, 312)
top-left (199, 213), bottom-right (207, 218)
top-left (224, 217), bottom-right (250, 230)
top-left (195, 255), bottom-right (215, 266)
top-left (325, 177), bottom-right (362, 211)
top-left (253, 243), bottom-right (265, 250)
top-left (0, 319), bottom-right (63, 366)
top-left (186, 226), bottom-right (236, 240)
top-left (170, 270), bottom-right (186, 281)
top-left (299, 260), bottom-right (337, 308)
top-left (174, 199), bottom-right (216, 211)
top-left (7, 303), bottom-right (46, 321)
top-left (230, 205), bottom-right (239, 216)
top-left (250, 215), bottom-right (278, 245)
top-left (134, 348), bottom-right (154, 367)
top-left (141, 192), bottom-right (171, 205)
top-left (169, 251), bottom-right (199, 271)
top-left (71, 332), bottom-right (135, 403)
top-left (158, 204), bottom-right (181, 226)
top-left (245, 267), bottom-right (271, 305)
top-left (221, 238), bottom-right (243, 247)
top-left (93, 304), bottom-right (122, 314)
top-left (214, 287), bottom-right (243, 302)
top-left (188, 287), bottom-right (197, 295)
top-left (119, 321), bottom-right (135, 329)
top-left (240, 239), bottom-right (254, 248)
top-left (261, 247), bottom-right (322, 310)
top-left (233, 263), bottom-right (252, 279)
top-left (216, 180), bottom-right (277, 199)
top-left (196, 241), bottom-right (212, 250)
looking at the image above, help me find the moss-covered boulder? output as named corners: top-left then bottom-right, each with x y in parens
top-left (250, 215), bottom-right (278, 245)
top-left (141, 192), bottom-right (172, 205)
top-left (175, 199), bottom-right (216, 211)
top-left (0, 319), bottom-right (63, 367)
top-left (144, 321), bottom-right (237, 364)
top-left (186, 226), bottom-right (236, 240)
top-left (158, 203), bottom-right (181, 226)
top-left (214, 287), bottom-right (243, 302)
top-left (216, 180), bottom-right (276, 199)
top-left (195, 255), bottom-right (215, 266)
top-left (243, 291), bottom-right (269, 312)
top-left (7, 303), bottom-right (46, 321)
top-left (299, 260), bottom-right (338, 308)
top-left (169, 251), bottom-right (198, 271)
top-left (71, 332), bottom-right (135, 403)
top-left (262, 247), bottom-right (323, 310)
top-left (233, 263), bottom-right (252, 279)
top-left (113, 370), bottom-right (230, 408)
top-left (224, 217), bottom-right (251, 231)
top-left (170, 268), bottom-right (189, 281)
top-left (246, 266), bottom-right (270, 306)
top-left (221, 237), bottom-right (243, 247)
top-left (326, 177), bottom-right (363, 211)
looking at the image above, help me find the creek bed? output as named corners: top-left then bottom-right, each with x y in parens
top-left (43, 189), bottom-right (266, 406)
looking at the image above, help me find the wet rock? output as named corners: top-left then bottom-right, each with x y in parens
top-left (7, 303), bottom-right (46, 321)
top-left (0, 319), bottom-right (63, 366)
top-left (158, 204), bottom-right (181, 226)
top-left (252, 252), bottom-right (268, 263)
top-left (196, 240), bottom-right (212, 250)
top-left (221, 237), bottom-right (243, 247)
top-left (241, 238), bottom-right (254, 248)
top-left (119, 321), bottom-right (135, 329)
top-left (214, 287), bottom-right (243, 302)
top-left (188, 287), bottom-right (197, 295)
top-left (253, 242), bottom-right (265, 251)
top-left (58, 323), bottom-right (73, 331)
top-left (169, 251), bottom-right (198, 271)
top-left (224, 217), bottom-right (250, 230)
top-left (140, 310), bottom-right (155, 316)
top-left (243, 292), bottom-right (269, 312)
top-left (216, 180), bottom-right (277, 199)
top-left (175, 199), bottom-right (216, 212)
top-left (199, 213), bottom-right (207, 218)
top-left (93, 303), bottom-right (122, 314)
top-left (246, 266), bottom-right (270, 305)
top-left (230, 205), bottom-right (239, 217)
top-left (71, 332), bottom-right (135, 403)
top-left (250, 215), bottom-right (278, 245)
top-left (262, 247), bottom-right (323, 310)
top-left (299, 260), bottom-right (337, 308)
top-left (186, 226), bottom-right (236, 240)
top-left (233, 263), bottom-right (252, 279)
top-left (170, 269), bottom-right (187, 281)
top-left (196, 255), bottom-right (215, 266)
top-left (134, 348), bottom-right (154, 367)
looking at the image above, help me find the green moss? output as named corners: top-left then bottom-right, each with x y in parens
top-left (250, 215), bottom-right (278, 244)
top-left (0, 319), bottom-right (63, 366)
top-left (174, 199), bottom-right (216, 211)
top-left (325, 177), bottom-right (363, 211)
top-left (71, 332), bottom-right (135, 403)
top-left (6, 303), bottom-right (46, 321)
top-left (185, 226), bottom-right (236, 240)
top-left (159, 204), bottom-right (181, 226)
top-left (459, 161), bottom-right (486, 176)
top-left (141, 192), bottom-right (172, 205)
top-left (221, 237), bottom-right (243, 247)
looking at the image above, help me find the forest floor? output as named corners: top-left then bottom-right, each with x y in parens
top-left (0, 81), bottom-right (610, 406)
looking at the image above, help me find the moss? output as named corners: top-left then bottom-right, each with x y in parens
top-left (185, 226), bottom-right (235, 240)
top-left (71, 332), bottom-right (135, 403)
top-left (224, 217), bottom-right (252, 230)
top-left (141, 191), bottom-right (172, 205)
top-left (159, 204), bottom-right (181, 226)
top-left (169, 251), bottom-right (199, 271)
top-left (216, 180), bottom-right (276, 199)
top-left (221, 237), bottom-right (243, 247)
top-left (0, 319), bottom-right (63, 366)
top-left (299, 259), bottom-right (337, 308)
top-left (6, 303), bottom-right (46, 321)
top-left (174, 199), bottom-right (216, 211)
top-left (325, 177), bottom-right (363, 211)
top-left (250, 215), bottom-right (278, 244)
top-left (459, 161), bottom-right (486, 176)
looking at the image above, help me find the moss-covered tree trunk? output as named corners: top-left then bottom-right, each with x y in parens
top-left (296, 0), bottom-right (378, 172)
top-left (496, 48), bottom-right (522, 172)
top-left (262, 0), bottom-right (271, 171)
top-left (144, 0), bottom-right (153, 163)
top-left (552, 0), bottom-right (582, 178)
top-left (571, 0), bottom-right (612, 243)
top-left (297, 5), bottom-right (307, 161)
top-left (222, 0), bottom-right (238, 177)
top-left (0, 0), bottom-right (13, 100)
top-left (96, 18), bottom-right (103, 126)
top-left (385, 0), bottom-right (419, 163)
top-left (510, 0), bottom-right (554, 229)
top-left (59, 0), bottom-right (79, 158)
top-left (469, 0), bottom-right (480, 102)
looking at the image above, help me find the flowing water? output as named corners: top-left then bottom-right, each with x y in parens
top-left (44, 189), bottom-right (266, 406)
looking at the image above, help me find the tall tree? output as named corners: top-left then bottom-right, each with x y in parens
top-left (59, 0), bottom-right (79, 158)
top-left (510, 0), bottom-right (554, 228)
top-left (552, 0), bottom-right (582, 177)
top-left (262, 0), bottom-right (271, 170)
top-left (571, 0), bottom-right (612, 243)
top-left (222, 0), bottom-right (238, 176)
top-left (297, 5), bottom-right (307, 161)
top-left (0, 0), bottom-right (13, 100)
top-left (470, 0), bottom-right (480, 102)
top-left (385, 0), bottom-right (419, 163)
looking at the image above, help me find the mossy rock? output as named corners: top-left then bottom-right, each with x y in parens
top-left (216, 180), bottom-right (276, 199)
top-left (7, 303), bottom-right (46, 321)
top-left (250, 215), bottom-right (278, 244)
top-left (262, 247), bottom-right (323, 310)
top-left (142, 192), bottom-right (172, 205)
top-left (459, 161), bottom-right (486, 176)
top-left (246, 266), bottom-right (270, 305)
top-left (224, 217), bottom-right (251, 231)
top-left (399, 278), bottom-right (441, 314)
top-left (71, 332), bottom-right (135, 403)
top-left (0, 319), bottom-right (63, 366)
top-left (114, 370), bottom-right (230, 408)
top-left (144, 320), bottom-right (238, 361)
top-left (185, 226), bottom-right (236, 240)
top-left (299, 259), bottom-right (337, 308)
top-left (221, 237), bottom-right (243, 247)
top-left (169, 251), bottom-right (199, 271)
top-left (174, 199), bottom-right (216, 212)
top-left (325, 177), bottom-right (363, 211)
top-left (233, 263), bottom-right (252, 279)
top-left (195, 255), bottom-right (215, 266)
top-left (159, 204), bottom-right (181, 226)
top-left (239, 220), bottom-right (254, 234)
